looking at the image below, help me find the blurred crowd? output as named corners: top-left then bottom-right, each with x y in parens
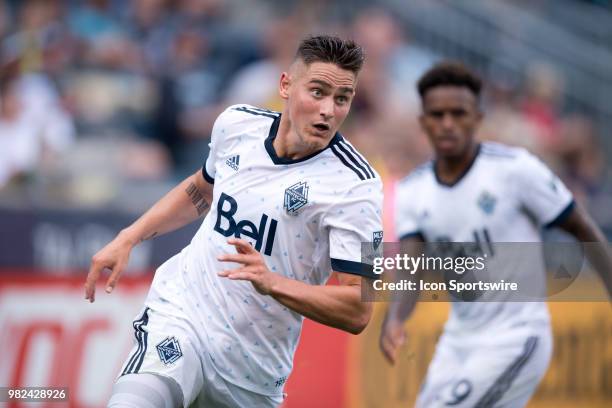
top-left (0, 0), bottom-right (610, 231)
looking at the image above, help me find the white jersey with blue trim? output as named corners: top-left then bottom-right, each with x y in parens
top-left (395, 142), bottom-right (574, 337)
top-left (148, 104), bottom-right (382, 395)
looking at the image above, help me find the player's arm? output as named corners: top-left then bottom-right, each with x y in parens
top-left (268, 269), bottom-right (372, 335)
top-left (556, 202), bottom-right (612, 298)
top-left (218, 238), bottom-right (372, 335)
top-left (379, 236), bottom-right (424, 364)
top-left (85, 169), bottom-right (213, 302)
top-left (512, 150), bottom-right (612, 299)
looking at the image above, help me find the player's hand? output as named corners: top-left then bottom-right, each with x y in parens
top-left (85, 233), bottom-right (134, 303)
top-left (379, 315), bottom-right (407, 365)
top-left (217, 238), bottom-right (280, 295)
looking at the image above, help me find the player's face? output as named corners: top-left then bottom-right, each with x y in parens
top-left (280, 61), bottom-right (356, 150)
top-left (419, 86), bottom-right (482, 159)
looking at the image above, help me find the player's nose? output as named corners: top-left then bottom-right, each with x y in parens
top-left (441, 113), bottom-right (455, 129)
top-left (319, 97), bottom-right (334, 119)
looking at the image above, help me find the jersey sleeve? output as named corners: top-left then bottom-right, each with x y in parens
top-left (202, 112), bottom-right (226, 183)
top-left (202, 105), bottom-right (238, 183)
top-left (513, 151), bottom-right (574, 227)
top-left (394, 179), bottom-right (423, 240)
top-left (325, 179), bottom-right (383, 279)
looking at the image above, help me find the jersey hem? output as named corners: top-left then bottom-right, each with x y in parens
top-left (331, 258), bottom-right (376, 279)
top-left (202, 167), bottom-right (215, 184)
top-left (398, 231), bottom-right (425, 241)
top-left (204, 352), bottom-right (287, 397)
top-left (544, 199), bottom-right (575, 228)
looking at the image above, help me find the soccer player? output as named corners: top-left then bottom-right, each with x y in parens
top-left (85, 35), bottom-right (382, 408)
top-left (379, 62), bottom-right (612, 407)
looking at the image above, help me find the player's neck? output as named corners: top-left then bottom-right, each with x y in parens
top-left (435, 143), bottom-right (480, 185)
top-left (273, 118), bottom-right (320, 160)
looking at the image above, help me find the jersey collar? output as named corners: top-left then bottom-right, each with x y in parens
top-left (433, 143), bottom-right (481, 187)
top-left (264, 114), bottom-right (342, 165)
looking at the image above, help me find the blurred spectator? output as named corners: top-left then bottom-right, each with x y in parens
top-left (222, 13), bottom-right (305, 110)
top-left (122, 0), bottom-right (173, 74)
top-left (352, 7), bottom-right (439, 113)
top-left (2, 0), bottom-right (73, 75)
top-left (69, 0), bottom-right (121, 43)
top-left (0, 0), bottom-right (608, 218)
top-left (0, 68), bottom-right (75, 189)
top-left (0, 1), bottom-right (9, 39)
top-left (556, 114), bottom-right (612, 233)
top-left (520, 62), bottom-right (565, 150)
top-left (153, 23), bottom-right (221, 176)
top-left (345, 7), bottom-right (438, 178)
top-left (478, 78), bottom-right (543, 156)
top-left (68, 0), bottom-right (131, 69)
top-left (578, 0), bottom-right (612, 7)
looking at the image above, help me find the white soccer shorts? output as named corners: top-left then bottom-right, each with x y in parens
top-left (416, 323), bottom-right (552, 408)
top-left (117, 256), bottom-right (284, 408)
top-left (118, 306), bottom-right (284, 407)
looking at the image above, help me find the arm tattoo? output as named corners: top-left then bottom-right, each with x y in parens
top-left (186, 182), bottom-right (210, 216)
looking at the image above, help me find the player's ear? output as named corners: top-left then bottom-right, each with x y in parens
top-left (474, 107), bottom-right (484, 126)
top-left (279, 72), bottom-right (291, 100)
top-left (418, 112), bottom-right (427, 132)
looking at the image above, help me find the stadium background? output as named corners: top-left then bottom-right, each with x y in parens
top-left (0, 0), bottom-right (611, 407)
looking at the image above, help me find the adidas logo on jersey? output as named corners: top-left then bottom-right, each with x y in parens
top-left (284, 181), bottom-right (309, 215)
top-left (226, 155), bottom-right (240, 171)
top-left (214, 192), bottom-right (278, 256)
top-left (156, 337), bottom-right (183, 365)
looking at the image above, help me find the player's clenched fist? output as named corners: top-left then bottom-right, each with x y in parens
top-left (85, 232), bottom-right (134, 302)
top-left (217, 238), bottom-right (280, 295)
top-left (379, 316), bottom-right (407, 365)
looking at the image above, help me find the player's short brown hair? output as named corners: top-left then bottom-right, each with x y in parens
top-left (418, 61), bottom-right (483, 100)
top-left (296, 35), bottom-right (365, 74)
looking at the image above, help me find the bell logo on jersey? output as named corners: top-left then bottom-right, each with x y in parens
top-left (214, 192), bottom-right (278, 256)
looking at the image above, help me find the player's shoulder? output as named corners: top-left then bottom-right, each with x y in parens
top-left (327, 135), bottom-right (381, 187)
top-left (216, 104), bottom-right (280, 128)
top-left (478, 142), bottom-right (537, 177)
top-left (479, 142), bottom-right (524, 161)
top-left (480, 142), bottom-right (548, 172)
top-left (398, 161), bottom-right (434, 188)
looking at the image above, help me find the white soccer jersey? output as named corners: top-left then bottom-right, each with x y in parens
top-left (395, 142), bottom-right (574, 335)
top-left (147, 104), bottom-right (382, 395)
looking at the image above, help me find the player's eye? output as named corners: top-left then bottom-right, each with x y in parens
top-left (336, 95), bottom-right (348, 104)
top-left (311, 88), bottom-right (323, 98)
top-left (451, 109), bottom-right (467, 118)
